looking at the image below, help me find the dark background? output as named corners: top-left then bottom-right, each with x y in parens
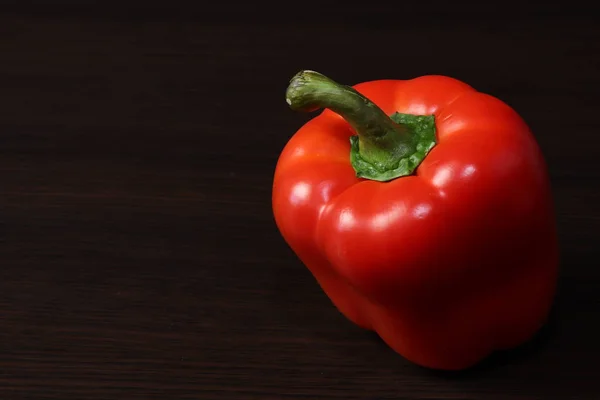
top-left (1, 2), bottom-right (599, 399)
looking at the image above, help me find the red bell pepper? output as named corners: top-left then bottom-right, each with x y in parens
top-left (272, 70), bottom-right (559, 370)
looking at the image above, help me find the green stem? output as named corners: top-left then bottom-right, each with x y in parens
top-left (285, 70), bottom-right (436, 182)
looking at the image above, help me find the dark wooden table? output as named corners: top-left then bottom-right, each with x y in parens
top-left (1, 4), bottom-right (599, 399)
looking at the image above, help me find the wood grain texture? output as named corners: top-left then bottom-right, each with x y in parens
top-left (1, 4), bottom-right (599, 399)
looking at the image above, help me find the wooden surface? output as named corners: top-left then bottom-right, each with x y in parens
top-left (1, 5), bottom-right (599, 399)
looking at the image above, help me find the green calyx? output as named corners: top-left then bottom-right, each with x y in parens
top-left (285, 70), bottom-right (437, 182)
top-left (350, 112), bottom-right (436, 181)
